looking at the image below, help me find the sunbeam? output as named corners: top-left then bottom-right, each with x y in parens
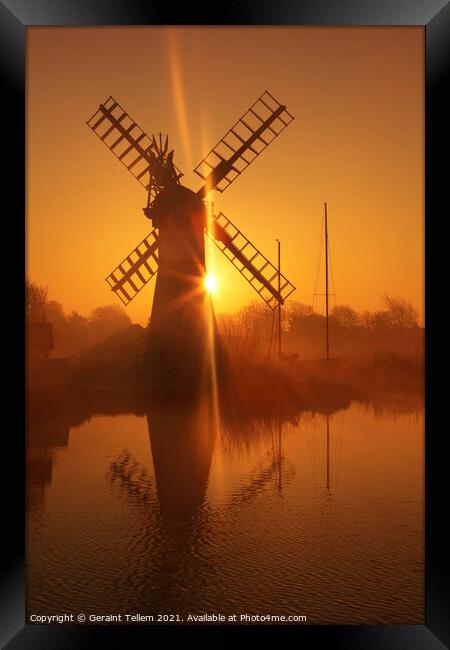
top-left (166, 29), bottom-right (193, 171)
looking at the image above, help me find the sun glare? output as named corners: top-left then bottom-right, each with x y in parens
top-left (204, 274), bottom-right (217, 294)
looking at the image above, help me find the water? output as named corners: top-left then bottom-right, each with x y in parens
top-left (27, 394), bottom-right (423, 624)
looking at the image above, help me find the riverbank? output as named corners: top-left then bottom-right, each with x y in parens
top-left (27, 354), bottom-right (423, 426)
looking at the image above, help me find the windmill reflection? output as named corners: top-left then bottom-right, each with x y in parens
top-left (146, 396), bottom-right (217, 516)
top-left (105, 403), bottom-right (293, 519)
top-left (102, 400), bottom-right (295, 610)
top-left (106, 449), bottom-right (155, 504)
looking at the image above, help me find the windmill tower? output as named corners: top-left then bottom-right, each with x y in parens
top-left (87, 91), bottom-right (296, 384)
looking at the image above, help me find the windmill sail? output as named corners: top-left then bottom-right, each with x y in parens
top-left (106, 229), bottom-right (159, 305)
top-left (87, 96), bottom-right (182, 203)
top-left (195, 91), bottom-right (294, 198)
top-left (207, 212), bottom-right (296, 309)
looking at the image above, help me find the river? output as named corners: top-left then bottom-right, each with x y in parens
top-left (27, 393), bottom-right (423, 624)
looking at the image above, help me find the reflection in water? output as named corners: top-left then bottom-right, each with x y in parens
top-left (26, 387), bottom-right (424, 624)
top-left (106, 449), bottom-right (154, 503)
top-left (146, 398), bottom-right (216, 516)
top-left (27, 415), bottom-right (70, 512)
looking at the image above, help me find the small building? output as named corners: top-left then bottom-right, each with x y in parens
top-left (27, 320), bottom-right (69, 386)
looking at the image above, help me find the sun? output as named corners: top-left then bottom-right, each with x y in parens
top-left (204, 274), bottom-right (218, 294)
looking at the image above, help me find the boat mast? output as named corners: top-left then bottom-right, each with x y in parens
top-left (277, 238), bottom-right (282, 359)
top-left (325, 202), bottom-right (330, 361)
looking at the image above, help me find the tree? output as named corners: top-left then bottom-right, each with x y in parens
top-left (287, 301), bottom-right (323, 337)
top-left (285, 302), bottom-right (313, 331)
top-left (45, 300), bottom-right (66, 324)
top-left (382, 294), bottom-right (418, 328)
top-left (26, 280), bottom-right (48, 321)
top-left (370, 310), bottom-right (392, 331)
top-left (66, 310), bottom-right (91, 352)
top-left (89, 304), bottom-right (132, 343)
top-left (234, 302), bottom-right (273, 358)
top-left (216, 301), bottom-right (274, 359)
top-left (216, 313), bottom-right (241, 357)
top-left (331, 305), bottom-right (359, 329)
top-left (360, 310), bottom-right (374, 330)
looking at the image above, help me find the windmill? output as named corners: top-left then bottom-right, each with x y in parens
top-left (87, 91), bottom-right (296, 381)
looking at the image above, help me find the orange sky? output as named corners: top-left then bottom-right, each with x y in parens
top-left (27, 26), bottom-right (424, 326)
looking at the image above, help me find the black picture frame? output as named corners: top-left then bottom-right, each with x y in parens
top-left (2, 1), bottom-right (449, 648)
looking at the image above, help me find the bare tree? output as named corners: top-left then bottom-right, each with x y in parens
top-left (216, 301), bottom-right (274, 359)
top-left (216, 313), bottom-right (242, 358)
top-left (382, 294), bottom-right (418, 328)
top-left (26, 280), bottom-right (48, 321)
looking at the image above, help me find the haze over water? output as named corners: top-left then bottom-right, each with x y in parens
top-left (27, 396), bottom-right (423, 624)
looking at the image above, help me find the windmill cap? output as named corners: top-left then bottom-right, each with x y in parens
top-left (149, 185), bottom-right (206, 226)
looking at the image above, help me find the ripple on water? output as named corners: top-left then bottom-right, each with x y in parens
top-left (27, 404), bottom-right (424, 623)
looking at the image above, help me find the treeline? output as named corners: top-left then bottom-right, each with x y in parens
top-left (27, 280), bottom-right (423, 365)
top-left (26, 281), bottom-right (134, 356)
top-left (217, 294), bottom-right (423, 362)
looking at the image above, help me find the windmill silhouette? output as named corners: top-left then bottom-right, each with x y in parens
top-left (87, 91), bottom-right (296, 381)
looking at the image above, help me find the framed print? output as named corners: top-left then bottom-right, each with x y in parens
top-left (1, 1), bottom-right (449, 648)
